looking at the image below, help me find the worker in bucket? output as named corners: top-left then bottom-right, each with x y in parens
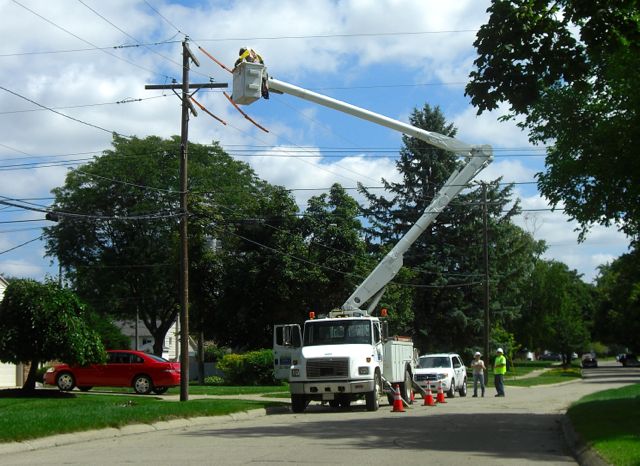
top-left (470, 351), bottom-right (486, 397)
top-left (234, 47), bottom-right (269, 99)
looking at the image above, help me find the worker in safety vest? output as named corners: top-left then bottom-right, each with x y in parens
top-left (493, 348), bottom-right (506, 397)
top-left (234, 47), bottom-right (269, 99)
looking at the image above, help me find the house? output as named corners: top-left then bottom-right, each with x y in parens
top-left (0, 275), bottom-right (24, 388)
top-left (114, 318), bottom-right (195, 362)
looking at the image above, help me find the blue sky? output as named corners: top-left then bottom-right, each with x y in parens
top-left (0, 0), bottom-right (630, 283)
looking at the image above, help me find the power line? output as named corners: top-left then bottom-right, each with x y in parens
top-left (0, 235), bottom-right (43, 255)
top-left (143, 0), bottom-right (184, 36)
top-left (0, 40), bottom-right (182, 58)
top-left (10, 0), bottom-right (175, 81)
top-left (0, 85), bottom-right (129, 137)
top-left (0, 95), bottom-right (168, 116)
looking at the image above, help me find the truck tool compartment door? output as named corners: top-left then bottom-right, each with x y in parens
top-left (273, 324), bottom-right (302, 380)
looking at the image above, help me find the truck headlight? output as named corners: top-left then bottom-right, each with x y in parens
top-left (437, 373), bottom-right (447, 380)
top-left (358, 366), bottom-right (370, 375)
top-left (291, 368), bottom-right (300, 377)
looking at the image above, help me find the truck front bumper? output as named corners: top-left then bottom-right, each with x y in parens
top-left (290, 379), bottom-right (374, 397)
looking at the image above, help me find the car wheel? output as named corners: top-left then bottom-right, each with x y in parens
top-left (459, 378), bottom-right (467, 397)
top-left (291, 394), bottom-right (308, 413)
top-left (133, 375), bottom-right (153, 395)
top-left (56, 372), bottom-right (75, 391)
top-left (78, 386), bottom-right (93, 392)
top-left (447, 379), bottom-right (456, 398)
top-left (365, 372), bottom-right (382, 412)
top-left (152, 386), bottom-right (169, 395)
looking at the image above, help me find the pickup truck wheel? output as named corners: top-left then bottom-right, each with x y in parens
top-left (291, 394), bottom-right (307, 413)
top-left (365, 373), bottom-right (382, 411)
top-left (459, 378), bottom-right (467, 397)
top-left (447, 379), bottom-right (456, 398)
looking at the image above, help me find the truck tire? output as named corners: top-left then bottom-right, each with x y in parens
top-left (291, 394), bottom-right (308, 413)
top-left (365, 372), bottom-right (382, 411)
top-left (399, 368), bottom-right (413, 404)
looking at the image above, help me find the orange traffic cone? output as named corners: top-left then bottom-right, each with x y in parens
top-left (410, 389), bottom-right (415, 403)
top-left (391, 384), bottom-right (405, 412)
top-left (436, 380), bottom-right (447, 403)
top-left (423, 385), bottom-right (436, 406)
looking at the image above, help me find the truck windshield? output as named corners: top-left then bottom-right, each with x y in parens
top-left (418, 356), bottom-right (451, 369)
top-left (303, 320), bottom-right (371, 346)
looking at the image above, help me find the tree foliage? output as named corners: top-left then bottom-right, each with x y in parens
top-left (594, 245), bottom-right (640, 352)
top-left (0, 279), bottom-right (105, 390)
top-left (466, 1), bottom-right (640, 239)
top-left (44, 135), bottom-right (303, 353)
top-left (515, 259), bottom-right (593, 360)
top-left (359, 104), bottom-right (543, 353)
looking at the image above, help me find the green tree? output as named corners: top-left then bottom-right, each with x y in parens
top-left (0, 279), bottom-right (105, 390)
top-left (594, 245), bottom-right (640, 352)
top-left (44, 135), bottom-right (301, 353)
top-left (466, 0), bottom-right (640, 239)
top-left (359, 104), bottom-right (540, 353)
top-left (516, 260), bottom-right (593, 361)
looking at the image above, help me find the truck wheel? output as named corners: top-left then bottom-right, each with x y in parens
top-left (365, 373), bottom-right (382, 411)
top-left (447, 379), bottom-right (456, 398)
top-left (459, 378), bottom-right (467, 397)
top-left (291, 394), bottom-right (308, 413)
top-left (399, 368), bottom-right (413, 404)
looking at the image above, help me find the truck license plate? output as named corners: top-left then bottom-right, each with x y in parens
top-left (322, 393), bottom-right (334, 401)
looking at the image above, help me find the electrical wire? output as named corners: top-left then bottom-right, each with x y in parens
top-left (0, 235), bottom-right (43, 255)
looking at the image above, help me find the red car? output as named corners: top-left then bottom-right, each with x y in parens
top-left (44, 350), bottom-right (181, 395)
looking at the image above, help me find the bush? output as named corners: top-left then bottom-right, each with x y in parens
top-left (203, 344), bottom-right (229, 363)
top-left (203, 375), bottom-right (224, 386)
top-left (217, 349), bottom-right (279, 386)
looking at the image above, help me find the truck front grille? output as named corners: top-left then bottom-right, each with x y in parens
top-left (306, 358), bottom-right (349, 379)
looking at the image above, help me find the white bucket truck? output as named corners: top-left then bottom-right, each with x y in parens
top-left (233, 61), bottom-right (492, 412)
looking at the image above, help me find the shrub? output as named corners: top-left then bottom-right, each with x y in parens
top-left (203, 375), bottom-right (224, 386)
top-left (217, 349), bottom-right (279, 386)
top-left (203, 344), bottom-right (229, 363)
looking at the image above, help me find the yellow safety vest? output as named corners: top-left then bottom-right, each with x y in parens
top-left (494, 354), bottom-right (507, 374)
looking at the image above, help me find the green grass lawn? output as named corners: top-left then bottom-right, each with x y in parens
top-left (44, 384), bottom-right (289, 396)
top-left (505, 367), bottom-right (582, 387)
top-left (0, 390), bottom-right (280, 443)
top-left (567, 383), bottom-right (640, 466)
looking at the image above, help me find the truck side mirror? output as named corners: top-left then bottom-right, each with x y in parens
top-left (381, 321), bottom-right (389, 341)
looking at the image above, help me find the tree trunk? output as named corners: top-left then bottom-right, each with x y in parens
top-left (22, 360), bottom-right (39, 391)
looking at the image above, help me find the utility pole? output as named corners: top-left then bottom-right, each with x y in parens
top-left (145, 38), bottom-right (227, 401)
top-left (482, 183), bottom-right (490, 374)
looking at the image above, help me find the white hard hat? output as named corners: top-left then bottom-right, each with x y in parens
top-left (474, 351), bottom-right (481, 357)
top-left (496, 348), bottom-right (504, 353)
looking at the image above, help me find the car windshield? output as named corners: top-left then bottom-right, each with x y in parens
top-left (418, 356), bottom-right (451, 369)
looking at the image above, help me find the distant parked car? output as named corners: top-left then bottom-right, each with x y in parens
top-left (581, 353), bottom-right (598, 368)
top-left (539, 352), bottom-right (562, 361)
top-left (44, 350), bottom-right (180, 395)
top-left (618, 353), bottom-right (640, 367)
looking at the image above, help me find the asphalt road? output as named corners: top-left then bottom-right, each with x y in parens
top-left (3, 361), bottom-right (638, 466)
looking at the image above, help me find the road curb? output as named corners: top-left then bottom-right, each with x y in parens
top-left (561, 414), bottom-right (610, 466)
top-left (0, 408), bottom-right (269, 456)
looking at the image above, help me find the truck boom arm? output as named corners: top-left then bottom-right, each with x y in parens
top-left (232, 63), bottom-right (492, 312)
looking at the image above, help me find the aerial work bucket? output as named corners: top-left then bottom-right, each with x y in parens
top-left (232, 62), bottom-right (265, 105)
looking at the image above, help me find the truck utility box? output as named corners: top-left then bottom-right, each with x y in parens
top-left (383, 337), bottom-right (415, 382)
